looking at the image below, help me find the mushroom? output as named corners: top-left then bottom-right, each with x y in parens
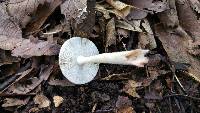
top-left (59, 37), bottom-right (149, 84)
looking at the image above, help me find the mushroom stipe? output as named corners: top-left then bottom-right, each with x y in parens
top-left (59, 37), bottom-right (149, 84)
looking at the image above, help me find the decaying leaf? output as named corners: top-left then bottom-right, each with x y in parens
top-left (155, 25), bottom-right (200, 82)
top-left (95, 4), bottom-right (111, 19)
top-left (158, 0), bottom-right (179, 28)
top-left (116, 96), bottom-right (135, 113)
top-left (188, 40), bottom-right (200, 55)
top-left (0, 50), bottom-right (20, 66)
top-left (73, 0), bottom-right (96, 37)
top-left (106, 0), bottom-right (132, 17)
top-left (34, 94), bottom-right (51, 108)
top-left (188, 0), bottom-right (200, 14)
top-left (116, 20), bottom-right (142, 32)
top-left (138, 19), bottom-right (156, 49)
top-left (7, 65), bottom-right (53, 94)
top-left (7, 0), bottom-right (45, 26)
top-left (11, 38), bottom-right (61, 58)
top-left (125, 0), bottom-right (153, 20)
top-left (61, 0), bottom-right (87, 23)
top-left (141, 19), bottom-right (153, 34)
top-left (106, 18), bottom-right (116, 47)
top-left (176, 0), bottom-right (200, 41)
top-left (25, 0), bottom-right (62, 32)
top-left (147, 1), bottom-right (169, 13)
top-left (117, 106), bottom-right (135, 113)
top-left (2, 97), bottom-right (29, 107)
top-left (122, 80), bottom-right (141, 97)
top-left (0, 7), bottom-right (22, 50)
top-left (117, 28), bottom-right (130, 41)
top-left (48, 79), bottom-right (75, 86)
top-left (53, 96), bottom-right (64, 107)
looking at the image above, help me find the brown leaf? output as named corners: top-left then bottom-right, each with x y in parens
top-left (125, 0), bottom-right (153, 20)
top-left (106, 18), bottom-right (116, 47)
top-left (0, 68), bottom-right (33, 93)
top-left (116, 96), bottom-right (135, 113)
top-left (73, 0), bottom-right (96, 37)
top-left (48, 79), bottom-right (75, 87)
top-left (155, 24), bottom-right (200, 82)
top-left (106, 0), bottom-right (132, 17)
top-left (0, 4), bottom-right (22, 50)
top-left (34, 94), bottom-right (50, 108)
top-left (11, 37), bottom-right (61, 58)
top-left (188, 40), bottom-right (200, 55)
top-left (176, 0), bottom-right (200, 41)
top-left (117, 106), bottom-right (135, 113)
top-left (138, 19), bottom-right (156, 49)
top-left (7, 65), bottom-right (53, 94)
top-left (53, 96), bottom-right (64, 107)
top-left (61, 0), bottom-right (87, 23)
top-left (0, 50), bottom-right (20, 66)
top-left (95, 4), bottom-right (111, 19)
top-left (25, 0), bottom-right (62, 33)
top-left (117, 28), bottom-right (129, 41)
top-left (147, 1), bottom-right (169, 13)
top-left (7, 0), bottom-right (45, 26)
top-left (2, 97), bottom-right (29, 107)
top-left (188, 0), bottom-right (200, 14)
top-left (122, 80), bottom-right (141, 97)
top-left (158, 0), bottom-right (179, 28)
top-left (116, 20), bottom-right (142, 32)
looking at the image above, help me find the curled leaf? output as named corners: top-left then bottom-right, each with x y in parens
top-left (106, 18), bottom-right (116, 47)
top-left (116, 20), bottom-right (142, 32)
top-left (34, 94), bottom-right (51, 108)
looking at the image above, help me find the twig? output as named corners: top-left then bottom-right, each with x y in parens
top-left (170, 64), bottom-right (186, 94)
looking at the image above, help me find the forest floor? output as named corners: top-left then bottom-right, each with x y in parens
top-left (0, 0), bottom-right (200, 113)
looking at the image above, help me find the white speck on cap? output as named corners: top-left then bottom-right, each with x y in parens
top-left (59, 37), bottom-right (99, 84)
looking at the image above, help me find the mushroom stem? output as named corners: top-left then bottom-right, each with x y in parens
top-left (77, 49), bottom-right (149, 67)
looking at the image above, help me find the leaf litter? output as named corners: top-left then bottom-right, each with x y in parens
top-left (0, 0), bottom-right (200, 112)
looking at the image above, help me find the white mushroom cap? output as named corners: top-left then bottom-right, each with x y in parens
top-left (59, 37), bottom-right (99, 84)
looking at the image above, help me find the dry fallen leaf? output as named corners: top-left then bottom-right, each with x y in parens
top-left (61, 0), bottom-right (87, 23)
top-left (34, 94), bottom-right (51, 108)
top-left (117, 106), bottom-right (135, 113)
top-left (138, 19), bottom-right (156, 49)
top-left (147, 1), bottom-right (169, 13)
top-left (0, 4), bottom-right (22, 50)
top-left (2, 97), bottom-right (29, 107)
top-left (117, 28), bottom-right (129, 41)
top-left (122, 80), bottom-right (141, 98)
top-left (188, 0), bottom-right (200, 14)
top-left (155, 24), bottom-right (200, 82)
top-left (7, 0), bottom-right (45, 27)
top-left (106, 0), bottom-right (132, 17)
top-left (11, 37), bottom-right (61, 58)
top-left (125, 0), bottom-right (153, 20)
top-left (95, 4), bottom-right (111, 19)
top-left (116, 96), bottom-right (135, 113)
top-left (25, 0), bottom-right (62, 33)
top-left (7, 65), bottom-right (53, 94)
top-left (116, 20), bottom-right (142, 32)
top-left (106, 18), bottom-right (116, 47)
top-left (176, 0), bottom-right (200, 41)
top-left (158, 0), bottom-right (179, 28)
top-left (53, 96), bottom-right (64, 107)
top-left (0, 50), bottom-right (20, 66)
